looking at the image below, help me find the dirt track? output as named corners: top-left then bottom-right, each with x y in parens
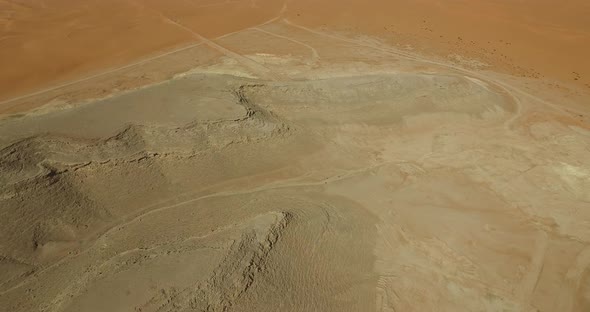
top-left (1, 1), bottom-right (590, 312)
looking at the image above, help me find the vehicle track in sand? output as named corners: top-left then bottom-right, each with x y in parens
top-left (280, 19), bottom-right (527, 131)
top-left (131, 0), bottom-right (283, 81)
top-left (2, 2), bottom-right (586, 126)
top-left (0, 0), bottom-right (290, 110)
top-left (0, 159), bottom-right (405, 296)
top-left (280, 19), bottom-right (590, 131)
top-left (252, 27), bottom-right (320, 65)
top-left (0, 41), bottom-right (203, 111)
top-left (285, 18), bottom-right (589, 125)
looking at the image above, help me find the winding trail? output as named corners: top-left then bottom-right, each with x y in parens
top-left (280, 19), bottom-right (525, 130)
top-left (0, 159), bottom-right (402, 295)
top-left (0, 0), bottom-right (290, 109)
top-left (139, 2), bottom-right (282, 81)
top-left (252, 27), bottom-right (320, 65)
top-left (0, 41), bottom-right (204, 111)
top-left (281, 19), bottom-right (588, 130)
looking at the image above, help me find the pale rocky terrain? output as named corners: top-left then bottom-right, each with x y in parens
top-left (0, 1), bottom-right (589, 312)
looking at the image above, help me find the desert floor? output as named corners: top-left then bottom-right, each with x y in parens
top-left (0, 1), bottom-right (589, 311)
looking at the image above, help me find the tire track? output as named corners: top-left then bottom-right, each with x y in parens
top-left (280, 19), bottom-right (570, 131)
top-left (0, 41), bottom-right (205, 110)
top-left (0, 159), bottom-right (402, 295)
top-left (286, 17), bottom-right (589, 123)
top-left (0, 0), bottom-right (290, 109)
top-left (252, 27), bottom-right (320, 65)
top-left (141, 1), bottom-right (282, 81)
top-left (164, 17), bottom-right (281, 81)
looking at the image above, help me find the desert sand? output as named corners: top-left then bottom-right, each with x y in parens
top-left (0, 1), bottom-right (589, 311)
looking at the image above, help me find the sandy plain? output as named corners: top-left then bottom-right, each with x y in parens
top-left (0, 1), bottom-right (589, 311)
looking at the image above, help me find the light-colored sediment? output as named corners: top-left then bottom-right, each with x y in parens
top-left (1, 1), bottom-right (589, 312)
